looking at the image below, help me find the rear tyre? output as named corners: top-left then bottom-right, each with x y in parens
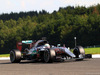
top-left (10, 49), bottom-right (21, 63)
top-left (73, 46), bottom-right (85, 60)
top-left (43, 49), bottom-right (56, 63)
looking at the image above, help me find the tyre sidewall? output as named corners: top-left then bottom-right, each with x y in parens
top-left (10, 50), bottom-right (21, 63)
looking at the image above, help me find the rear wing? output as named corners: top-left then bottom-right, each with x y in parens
top-left (16, 40), bottom-right (34, 51)
top-left (22, 40), bottom-right (33, 44)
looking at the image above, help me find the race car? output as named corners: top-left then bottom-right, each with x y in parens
top-left (10, 40), bottom-right (89, 63)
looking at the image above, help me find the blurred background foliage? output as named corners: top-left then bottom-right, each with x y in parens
top-left (0, 4), bottom-right (100, 53)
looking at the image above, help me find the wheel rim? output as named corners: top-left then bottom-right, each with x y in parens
top-left (10, 51), bottom-right (15, 62)
top-left (44, 51), bottom-right (50, 62)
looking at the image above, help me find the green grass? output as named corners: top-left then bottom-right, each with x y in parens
top-left (85, 47), bottom-right (100, 54)
top-left (0, 54), bottom-right (10, 57)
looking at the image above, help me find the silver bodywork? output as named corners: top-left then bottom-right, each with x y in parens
top-left (27, 40), bottom-right (75, 58)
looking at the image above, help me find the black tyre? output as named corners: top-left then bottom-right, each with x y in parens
top-left (10, 49), bottom-right (21, 63)
top-left (73, 46), bottom-right (85, 60)
top-left (43, 49), bottom-right (56, 63)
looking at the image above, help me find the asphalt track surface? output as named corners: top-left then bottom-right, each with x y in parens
top-left (0, 59), bottom-right (100, 75)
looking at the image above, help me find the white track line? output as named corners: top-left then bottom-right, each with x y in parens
top-left (0, 57), bottom-right (10, 60)
top-left (92, 54), bottom-right (100, 58)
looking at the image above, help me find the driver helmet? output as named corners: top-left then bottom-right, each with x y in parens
top-left (44, 43), bottom-right (50, 48)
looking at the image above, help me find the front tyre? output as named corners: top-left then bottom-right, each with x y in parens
top-left (10, 49), bottom-right (21, 63)
top-left (73, 46), bottom-right (85, 60)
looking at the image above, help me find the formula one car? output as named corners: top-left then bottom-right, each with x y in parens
top-left (10, 40), bottom-right (88, 63)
